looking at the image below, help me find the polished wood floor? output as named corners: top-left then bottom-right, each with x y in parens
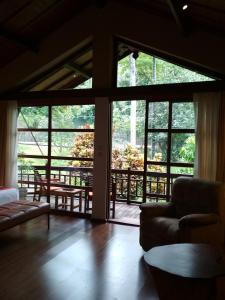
top-left (0, 215), bottom-right (158, 300)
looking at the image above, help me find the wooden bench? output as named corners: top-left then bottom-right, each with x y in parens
top-left (0, 200), bottom-right (50, 232)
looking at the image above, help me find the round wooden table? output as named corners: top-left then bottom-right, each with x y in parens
top-left (144, 243), bottom-right (225, 300)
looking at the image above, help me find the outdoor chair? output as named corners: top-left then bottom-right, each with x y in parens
top-left (33, 170), bottom-right (62, 201)
top-left (139, 176), bottom-right (224, 251)
top-left (83, 175), bottom-right (116, 218)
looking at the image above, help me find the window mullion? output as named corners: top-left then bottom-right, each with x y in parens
top-left (166, 101), bottom-right (173, 201)
top-left (46, 105), bottom-right (52, 202)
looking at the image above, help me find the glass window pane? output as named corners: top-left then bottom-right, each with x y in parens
top-left (148, 102), bottom-right (168, 129)
top-left (51, 160), bottom-right (93, 168)
top-left (172, 102), bottom-right (195, 129)
top-left (112, 100), bottom-right (145, 148)
top-left (147, 133), bottom-right (167, 162)
top-left (18, 158), bottom-right (48, 188)
top-left (112, 101), bottom-right (145, 171)
top-left (18, 158), bottom-right (47, 170)
top-left (171, 133), bottom-right (195, 163)
top-left (75, 78), bottom-right (92, 89)
top-left (52, 105), bottom-right (95, 129)
top-left (111, 145), bottom-right (144, 170)
top-left (147, 164), bottom-right (167, 173)
top-left (117, 51), bottom-right (214, 88)
top-left (18, 132), bottom-right (48, 156)
top-left (51, 132), bottom-right (94, 158)
top-left (18, 107), bottom-right (48, 128)
top-left (170, 167), bottom-right (194, 175)
top-left (146, 175), bottom-right (167, 196)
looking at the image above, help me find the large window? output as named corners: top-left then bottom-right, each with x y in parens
top-left (18, 104), bottom-right (95, 203)
top-left (145, 100), bottom-right (195, 202)
top-left (117, 48), bottom-right (214, 88)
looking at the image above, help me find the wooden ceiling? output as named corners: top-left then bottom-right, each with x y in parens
top-left (0, 0), bottom-right (224, 91)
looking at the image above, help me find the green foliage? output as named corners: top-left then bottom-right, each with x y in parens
top-left (18, 155), bottom-right (34, 173)
top-left (179, 135), bottom-right (195, 163)
top-left (172, 102), bottom-right (195, 129)
top-left (112, 144), bottom-right (144, 170)
top-left (117, 52), bottom-right (213, 88)
top-left (70, 124), bottom-right (94, 167)
top-left (18, 106), bottom-right (48, 128)
top-left (112, 100), bottom-right (146, 148)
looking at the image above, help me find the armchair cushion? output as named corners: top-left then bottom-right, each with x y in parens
top-left (172, 177), bottom-right (221, 218)
top-left (179, 213), bottom-right (219, 229)
top-left (140, 217), bottom-right (179, 251)
top-left (140, 202), bottom-right (175, 218)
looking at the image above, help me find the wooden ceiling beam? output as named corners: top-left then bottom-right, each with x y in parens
top-left (20, 43), bottom-right (93, 92)
top-left (0, 26), bottom-right (38, 52)
top-left (53, 74), bottom-right (85, 90)
top-left (64, 62), bottom-right (91, 79)
top-left (42, 71), bottom-right (74, 91)
top-left (166, 0), bottom-right (189, 35)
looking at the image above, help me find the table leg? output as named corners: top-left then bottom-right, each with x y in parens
top-left (70, 196), bottom-right (74, 212)
top-left (55, 195), bottom-right (58, 209)
top-left (65, 196), bottom-right (67, 210)
top-left (62, 196), bottom-right (66, 209)
top-left (79, 191), bottom-right (82, 212)
top-left (84, 195), bottom-right (88, 214)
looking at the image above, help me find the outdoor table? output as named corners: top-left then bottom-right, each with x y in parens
top-left (51, 188), bottom-right (83, 212)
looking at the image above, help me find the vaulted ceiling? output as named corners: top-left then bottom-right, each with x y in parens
top-left (0, 0), bottom-right (224, 93)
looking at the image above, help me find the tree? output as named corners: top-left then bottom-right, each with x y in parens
top-left (179, 135), bottom-right (195, 163)
top-left (117, 51), bottom-right (213, 88)
top-left (70, 124), bottom-right (94, 167)
top-left (130, 54), bottom-right (137, 146)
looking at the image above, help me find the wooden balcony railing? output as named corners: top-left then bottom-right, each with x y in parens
top-left (18, 165), bottom-right (192, 204)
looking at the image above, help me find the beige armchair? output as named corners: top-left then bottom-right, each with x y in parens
top-left (139, 177), bottom-right (224, 251)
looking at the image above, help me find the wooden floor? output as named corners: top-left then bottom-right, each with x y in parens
top-left (0, 215), bottom-right (158, 300)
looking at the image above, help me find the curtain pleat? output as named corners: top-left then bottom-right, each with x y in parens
top-left (194, 92), bottom-right (220, 181)
top-left (216, 92), bottom-right (225, 182)
top-left (0, 102), bottom-right (8, 185)
top-left (0, 101), bottom-right (18, 187)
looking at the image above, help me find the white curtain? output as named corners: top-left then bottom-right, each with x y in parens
top-left (194, 92), bottom-right (221, 181)
top-left (6, 101), bottom-right (18, 187)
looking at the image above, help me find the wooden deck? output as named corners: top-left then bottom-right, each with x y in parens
top-left (27, 194), bottom-right (140, 225)
top-left (113, 202), bottom-right (140, 225)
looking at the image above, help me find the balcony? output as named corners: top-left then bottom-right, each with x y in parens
top-left (18, 165), bottom-right (191, 225)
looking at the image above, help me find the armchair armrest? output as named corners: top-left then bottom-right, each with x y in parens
top-left (179, 213), bottom-right (219, 229)
top-left (140, 202), bottom-right (175, 218)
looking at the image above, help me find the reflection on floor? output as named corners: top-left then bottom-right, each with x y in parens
top-left (0, 216), bottom-right (158, 300)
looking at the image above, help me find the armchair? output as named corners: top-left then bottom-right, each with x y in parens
top-left (140, 177), bottom-right (224, 251)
